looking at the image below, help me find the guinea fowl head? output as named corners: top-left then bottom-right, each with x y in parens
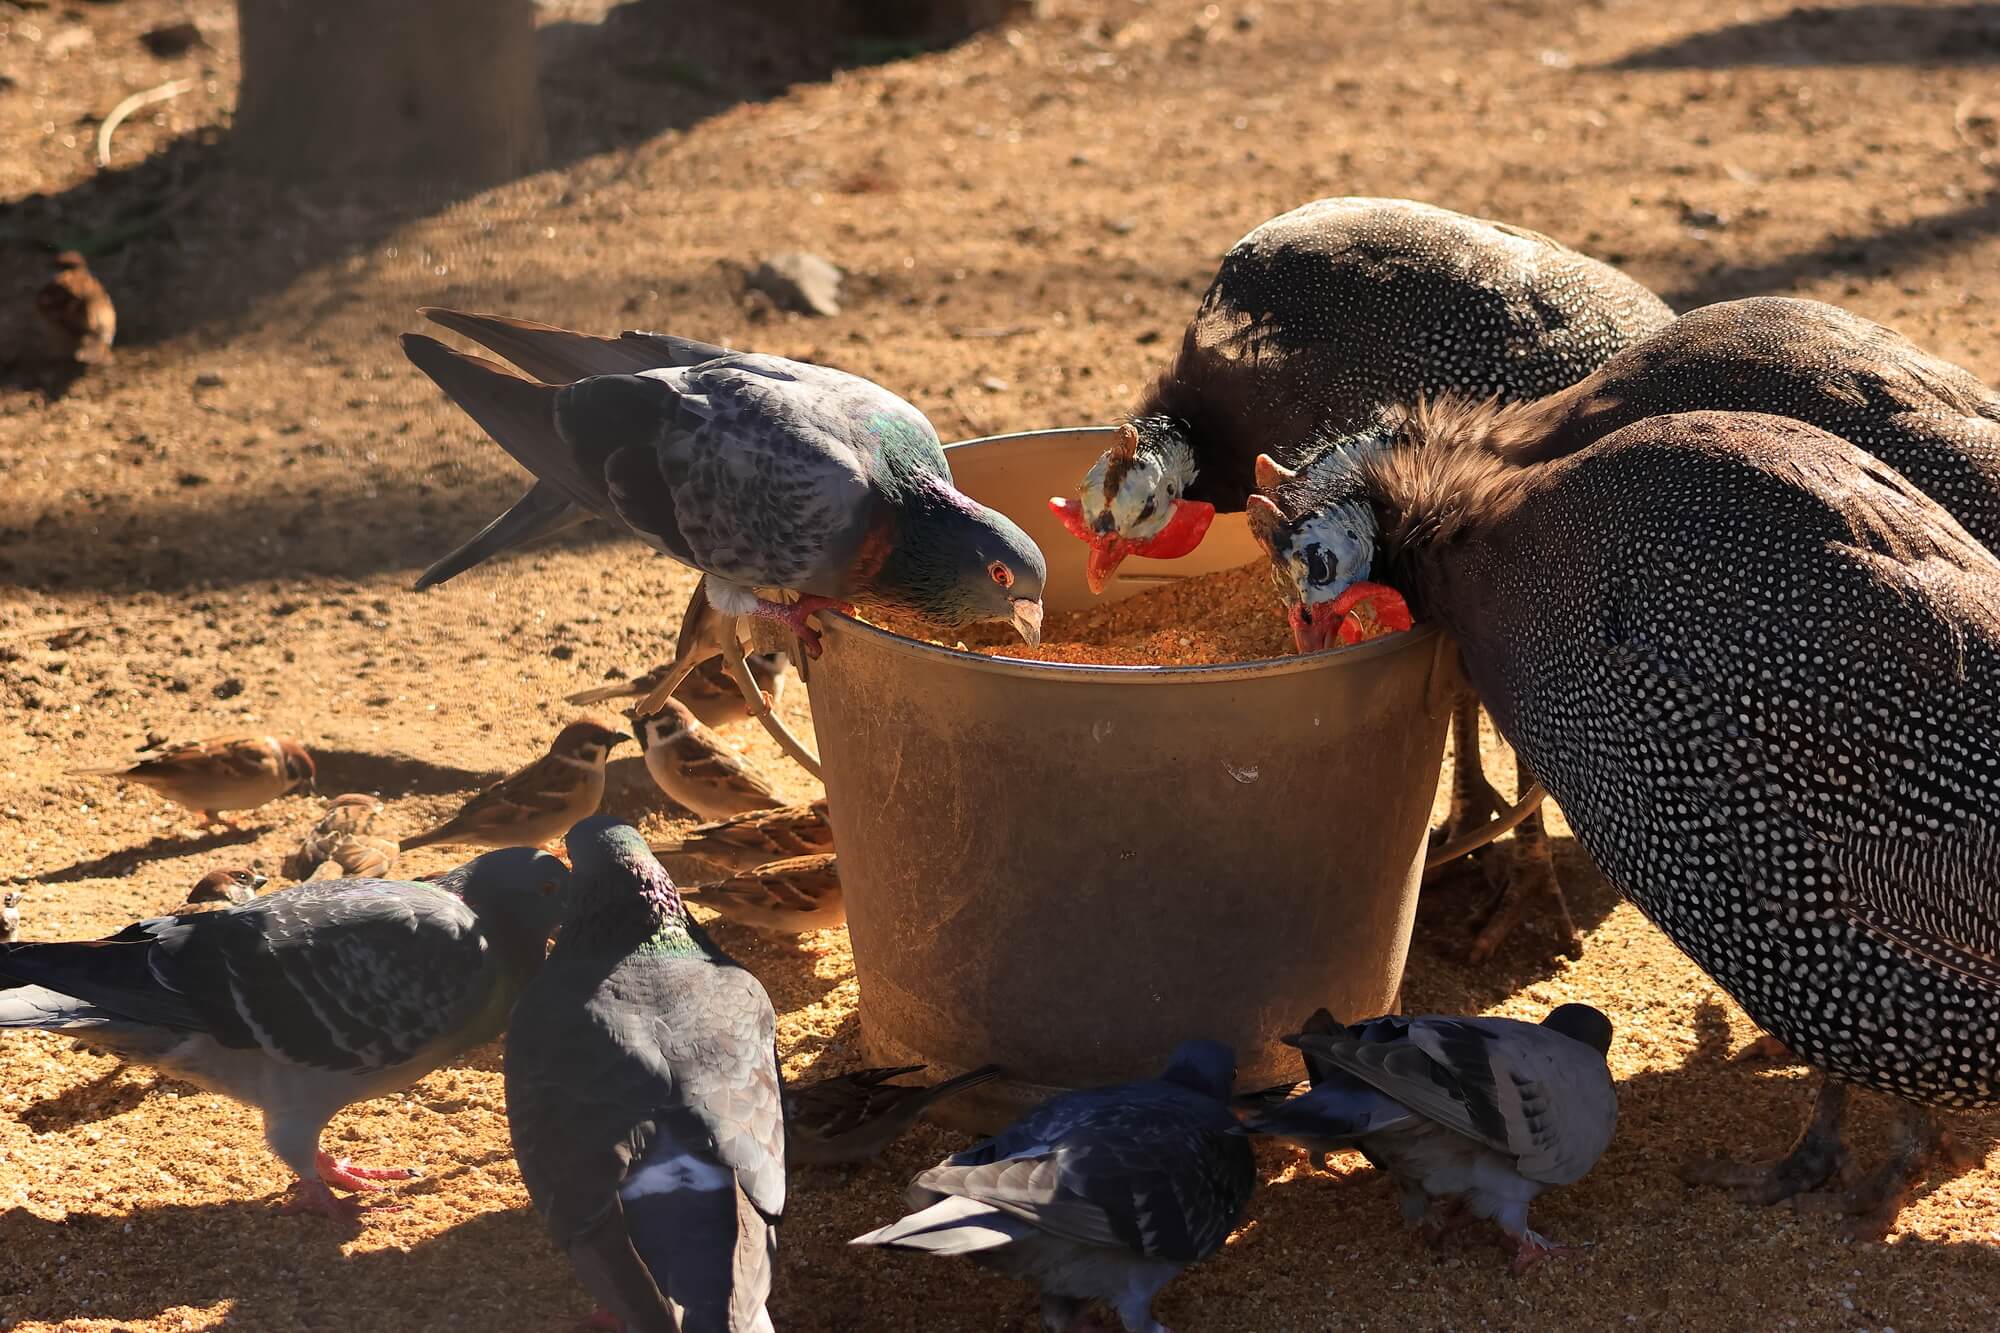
top-left (1246, 431), bottom-right (1410, 653)
top-left (1049, 418), bottom-right (1215, 594)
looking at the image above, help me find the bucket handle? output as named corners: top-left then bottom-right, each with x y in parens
top-left (1423, 782), bottom-right (1547, 871)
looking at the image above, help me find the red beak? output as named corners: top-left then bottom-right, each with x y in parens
top-left (1048, 496), bottom-right (1218, 596)
top-left (1288, 582), bottom-right (1414, 653)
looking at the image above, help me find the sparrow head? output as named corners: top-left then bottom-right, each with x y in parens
top-left (188, 866), bottom-right (268, 905)
top-left (52, 250), bottom-right (88, 273)
top-left (440, 846), bottom-right (573, 941)
top-left (550, 719), bottom-right (634, 767)
top-left (277, 739), bottom-right (317, 795)
top-left (1162, 1038), bottom-right (1239, 1100)
top-left (633, 699), bottom-right (699, 750)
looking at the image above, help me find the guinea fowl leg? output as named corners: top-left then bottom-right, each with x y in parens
top-left (1681, 1078), bottom-right (1849, 1203)
top-left (1795, 1100), bottom-right (1975, 1238)
top-left (315, 1150), bottom-right (419, 1189)
top-left (1466, 806), bottom-right (1582, 964)
top-left (1733, 1033), bottom-right (1798, 1065)
top-left (1436, 695), bottom-right (1503, 841)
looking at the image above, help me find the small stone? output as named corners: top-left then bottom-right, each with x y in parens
top-left (1679, 203), bottom-right (1729, 230)
top-left (980, 376), bottom-right (1009, 393)
top-left (194, 372), bottom-right (224, 388)
top-left (140, 21), bottom-right (205, 58)
top-left (748, 252), bottom-right (843, 317)
top-left (212, 678), bottom-right (244, 700)
top-left (1106, 217), bottom-right (1137, 235)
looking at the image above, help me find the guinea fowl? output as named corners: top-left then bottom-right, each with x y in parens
top-left (1249, 402), bottom-right (2000, 1232)
top-left (1059, 195), bottom-right (1672, 963)
top-left (1257, 295), bottom-right (2000, 959)
top-left (403, 308), bottom-right (1046, 720)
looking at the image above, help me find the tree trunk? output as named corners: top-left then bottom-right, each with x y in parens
top-left (232, 0), bottom-right (546, 186)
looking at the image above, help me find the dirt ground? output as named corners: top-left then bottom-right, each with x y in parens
top-left (3, 0), bottom-right (1999, 1329)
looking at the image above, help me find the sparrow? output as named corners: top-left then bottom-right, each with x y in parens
top-left (68, 734), bottom-right (317, 827)
top-left (681, 853), bottom-right (843, 939)
top-left (786, 1063), bottom-right (1003, 1167)
top-left (567, 652), bottom-right (789, 727)
top-left (634, 699), bottom-right (786, 821)
top-left (185, 867), bottom-right (268, 906)
top-left (1, 891), bottom-right (21, 944)
top-left (401, 308), bottom-right (1046, 718)
top-left (34, 250), bottom-right (116, 365)
top-left (284, 793), bottom-right (399, 881)
top-left (400, 721), bottom-right (631, 852)
top-left (651, 799), bottom-right (833, 875)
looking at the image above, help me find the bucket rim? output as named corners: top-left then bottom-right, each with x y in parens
top-left (816, 425), bottom-right (1441, 682)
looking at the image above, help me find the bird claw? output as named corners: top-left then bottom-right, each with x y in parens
top-left (279, 1177), bottom-right (406, 1222)
top-left (1509, 1230), bottom-right (1585, 1275)
top-left (748, 595), bottom-right (854, 660)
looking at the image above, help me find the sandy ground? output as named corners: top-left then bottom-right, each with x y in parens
top-left (3, 0), bottom-right (1999, 1328)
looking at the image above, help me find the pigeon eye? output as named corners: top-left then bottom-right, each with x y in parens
top-left (988, 561), bottom-right (1014, 589)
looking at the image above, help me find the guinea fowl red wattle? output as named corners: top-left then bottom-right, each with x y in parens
top-left (1048, 493), bottom-right (1216, 593)
top-left (1288, 581), bottom-right (1414, 653)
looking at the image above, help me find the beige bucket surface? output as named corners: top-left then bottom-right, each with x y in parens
top-left (808, 427), bottom-right (1453, 1131)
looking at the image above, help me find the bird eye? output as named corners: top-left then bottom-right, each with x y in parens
top-left (988, 561), bottom-right (1014, 589)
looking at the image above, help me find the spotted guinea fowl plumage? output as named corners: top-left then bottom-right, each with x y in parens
top-left (1281, 404), bottom-right (2000, 1228)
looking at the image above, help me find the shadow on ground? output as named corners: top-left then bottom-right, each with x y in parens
top-left (1606, 4), bottom-right (2000, 70)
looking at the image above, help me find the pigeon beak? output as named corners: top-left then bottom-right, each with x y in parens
top-left (1007, 597), bottom-right (1044, 647)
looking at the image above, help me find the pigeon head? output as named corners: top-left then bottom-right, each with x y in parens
top-left (871, 482), bottom-right (1048, 645)
top-left (1541, 1003), bottom-right (1614, 1057)
top-left (1161, 1039), bottom-right (1238, 1099)
top-left (439, 846), bottom-right (574, 944)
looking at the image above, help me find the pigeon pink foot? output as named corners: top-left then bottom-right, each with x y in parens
top-left (748, 595), bottom-right (855, 659)
top-left (315, 1148), bottom-right (419, 1191)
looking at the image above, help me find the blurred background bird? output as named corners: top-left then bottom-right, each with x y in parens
top-left (681, 853), bottom-right (843, 943)
top-left (786, 1062), bottom-right (1002, 1169)
top-left (66, 734), bottom-right (316, 829)
top-left (285, 793), bottom-right (399, 881)
top-left (652, 799), bottom-right (833, 876)
top-left (34, 250), bottom-right (116, 367)
top-left (568, 652), bottom-right (789, 728)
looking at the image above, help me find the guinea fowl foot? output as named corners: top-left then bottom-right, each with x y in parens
top-left (280, 1177), bottom-right (386, 1222)
top-left (315, 1149), bottom-right (420, 1191)
top-left (1681, 1078), bottom-right (1848, 1204)
top-left (578, 1310), bottom-right (623, 1331)
top-left (1793, 1102), bottom-right (1972, 1239)
top-left (1465, 814), bottom-right (1581, 966)
top-left (748, 595), bottom-right (855, 659)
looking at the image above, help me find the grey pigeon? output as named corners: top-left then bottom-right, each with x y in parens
top-left (786, 1063), bottom-right (1003, 1168)
top-left (851, 1040), bottom-right (1254, 1333)
top-left (1244, 1004), bottom-right (1616, 1271)
top-left (0, 849), bottom-right (570, 1219)
top-left (402, 308), bottom-right (1047, 715)
top-left (506, 817), bottom-right (784, 1333)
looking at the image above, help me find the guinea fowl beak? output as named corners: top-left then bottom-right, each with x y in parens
top-left (1008, 597), bottom-right (1045, 646)
top-left (1288, 582), bottom-right (1414, 654)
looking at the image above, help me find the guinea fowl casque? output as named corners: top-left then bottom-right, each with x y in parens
top-left (1058, 196), bottom-right (1674, 962)
top-left (1258, 295), bottom-right (2000, 957)
top-left (1250, 401), bottom-right (2000, 1231)
top-left (402, 308), bottom-right (1047, 721)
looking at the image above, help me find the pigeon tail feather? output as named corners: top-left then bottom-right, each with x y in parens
top-left (415, 480), bottom-right (582, 589)
top-left (849, 1193), bottom-right (1032, 1254)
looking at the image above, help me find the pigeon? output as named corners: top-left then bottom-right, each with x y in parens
top-left (67, 734), bottom-right (316, 827)
top-left (568, 653), bottom-right (790, 727)
top-left (400, 720), bottom-right (630, 852)
top-left (681, 853), bottom-right (843, 941)
top-left (401, 308), bottom-right (1047, 718)
top-left (506, 817), bottom-right (784, 1333)
top-left (1243, 1004), bottom-right (1616, 1271)
top-left (0, 849), bottom-right (570, 1220)
top-left (285, 793), bottom-right (399, 881)
top-left (34, 250), bottom-right (116, 365)
top-left (185, 866), bottom-right (267, 906)
top-left (634, 700), bottom-right (786, 821)
top-left (651, 800), bottom-right (834, 875)
top-left (787, 1063), bottom-right (1003, 1168)
top-left (1, 891), bottom-right (20, 945)
top-left (851, 1039), bottom-right (1255, 1333)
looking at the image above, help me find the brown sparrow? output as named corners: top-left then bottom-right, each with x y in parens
top-left (1, 890), bottom-right (21, 944)
top-left (285, 793), bottom-right (399, 881)
top-left (785, 1063), bottom-right (1003, 1167)
top-left (186, 867), bottom-right (268, 906)
top-left (69, 734), bottom-right (317, 826)
top-left (634, 700), bottom-right (785, 821)
top-left (35, 250), bottom-right (116, 365)
top-left (567, 652), bottom-right (789, 727)
top-left (400, 720), bottom-right (630, 851)
top-left (651, 799), bottom-right (833, 874)
top-left (681, 853), bottom-right (843, 937)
